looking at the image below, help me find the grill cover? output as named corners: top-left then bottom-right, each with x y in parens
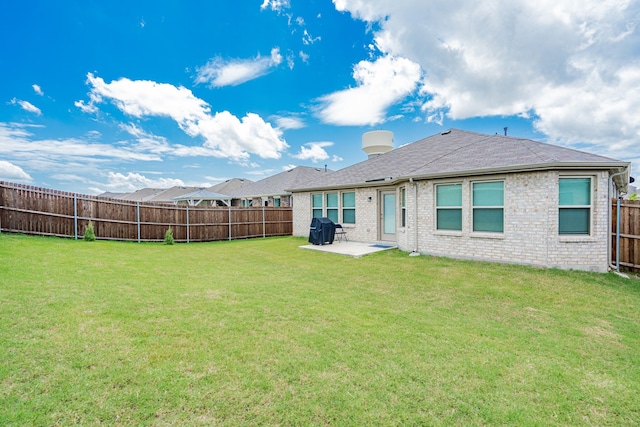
top-left (308, 217), bottom-right (336, 245)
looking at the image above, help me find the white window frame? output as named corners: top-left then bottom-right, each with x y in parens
top-left (435, 182), bottom-right (463, 232)
top-left (471, 180), bottom-right (504, 234)
top-left (558, 176), bottom-right (593, 236)
top-left (310, 190), bottom-right (356, 224)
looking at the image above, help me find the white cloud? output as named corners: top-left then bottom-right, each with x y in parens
top-left (10, 98), bottom-right (42, 116)
top-left (333, 0), bottom-right (640, 159)
top-left (74, 99), bottom-right (98, 114)
top-left (204, 176), bottom-right (230, 183)
top-left (0, 160), bottom-right (31, 181)
top-left (77, 73), bottom-right (288, 160)
top-left (246, 168), bottom-right (277, 177)
top-left (332, 154), bottom-right (344, 162)
top-left (292, 142), bottom-right (332, 162)
top-left (316, 55), bottom-right (421, 126)
top-left (282, 164), bottom-right (297, 171)
top-left (302, 29), bottom-right (321, 45)
top-left (51, 174), bottom-right (88, 182)
top-left (260, 0), bottom-right (290, 12)
top-left (272, 114), bottom-right (306, 130)
top-left (0, 122), bottom-right (161, 168)
top-left (32, 84), bottom-right (44, 96)
top-left (195, 48), bottom-right (283, 87)
top-left (119, 123), bottom-right (173, 154)
top-left (102, 172), bottom-right (185, 193)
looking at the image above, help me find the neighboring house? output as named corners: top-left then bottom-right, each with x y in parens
top-left (105, 186), bottom-right (202, 203)
top-left (289, 129), bottom-right (631, 272)
top-left (148, 187), bottom-right (203, 203)
top-left (112, 187), bottom-right (167, 202)
top-left (98, 192), bottom-right (129, 199)
top-left (172, 189), bottom-right (232, 207)
top-left (226, 166), bottom-right (332, 207)
top-left (209, 178), bottom-right (253, 195)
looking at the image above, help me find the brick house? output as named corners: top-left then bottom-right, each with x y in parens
top-left (289, 129), bottom-right (631, 272)
top-left (226, 166), bottom-right (332, 207)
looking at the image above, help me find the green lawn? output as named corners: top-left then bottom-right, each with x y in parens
top-left (1, 234), bottom-right (639, 426)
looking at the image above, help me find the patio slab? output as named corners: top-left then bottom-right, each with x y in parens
top-left (300, 241), bottom-right (397, 258)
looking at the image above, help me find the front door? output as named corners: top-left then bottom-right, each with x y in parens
top-left (380, 191), bottom-right (396, 241)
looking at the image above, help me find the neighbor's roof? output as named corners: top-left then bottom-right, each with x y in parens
top-left (98, 191), bottom-right (129, 199)
top-left (209, 178), bottom-right (253, 194)
top-left (172, 189), bottom-right (232, 202)
top-left (117, 187), bottom-right (166, 202)
top-left (148, 186), bottom-right (202, 203)
top-left (289, 129), bottom-right (630, 192)
top-left (227, 166), bottom-right (332, 198)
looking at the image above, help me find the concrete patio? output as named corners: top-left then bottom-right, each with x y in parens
top-left (299, 241), bottom-right (397, 258)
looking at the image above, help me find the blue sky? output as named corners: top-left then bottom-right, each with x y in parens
top-left (1, 0), bottom-right (638, 194)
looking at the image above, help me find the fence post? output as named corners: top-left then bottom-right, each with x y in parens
top-left (228, 205), bottom-right (232, 241)
top-left (136, 203), bottom-right (141, 243)
top-left (73, 195), bottom-right (78, 240)
top-left (262, 205), bottom-right (266, 238)
top-left (186, 205), bottom-right (190, 243)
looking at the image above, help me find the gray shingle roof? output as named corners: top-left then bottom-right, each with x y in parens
top-left (289, 129), bottom-right (629, 191)
top-left (148, 186), bottom-right (203, 202)
top-left (118, 188), bottom-right (166, 201)
top-left (172, 189), bottom-right (232, 201)
top-left (227, 166), bottom-right (332, 198)
top-left (208, 178), bottom-right (253, 194)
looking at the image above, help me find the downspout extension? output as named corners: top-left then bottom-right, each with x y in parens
top-left (409, 178), bottom-right (420, 256)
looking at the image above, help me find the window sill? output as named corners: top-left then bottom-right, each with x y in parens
top-left (470, 232), bottom-right (505, 240)
top-left (434, 230), bottom-right (463, 237)
top-left (559, 235), bottom-right (596, 243)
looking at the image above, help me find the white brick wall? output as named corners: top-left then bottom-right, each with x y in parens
top-left (293, 170), bottom-right (612, 272)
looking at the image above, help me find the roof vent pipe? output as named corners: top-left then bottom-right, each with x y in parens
top-left (362, 130), bottom-right (394, 159)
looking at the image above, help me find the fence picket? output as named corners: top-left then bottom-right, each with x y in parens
top-left (612, 198), bottom-right (640, 273)
top-left (0, 181), bottom-right (292, 243)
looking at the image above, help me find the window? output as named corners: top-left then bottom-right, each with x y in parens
top-left (472, 181), bottom-right (504, 233)
top-left (559, 177), bottom-right (591, 235)
top-left (326, 193), bottom-right (339, 223)
top-left (274, 197), bottom-right (281, 207)
top-left (312, 194), bottom-right (323, 218)
top-left (401, 188), bottom-right (407, 227)
top-left (311, 191), bottom-right (356, 223)
top-left (342, 192), bottom-right (356, 224)
top-left (436, 183), bottom-right (462, 231)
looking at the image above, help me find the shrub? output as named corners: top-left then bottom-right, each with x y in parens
top-left (83, 221), bottom-right (96, 241)
top-left (164, 227), bottom-right (175, 245)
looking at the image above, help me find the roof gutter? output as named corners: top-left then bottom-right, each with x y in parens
top-left (286, 179), bottom-right (402, 193)
top-left (399, 162), bottom-right (631, 187)
top-left (288, 161), bottom-right (631, 193)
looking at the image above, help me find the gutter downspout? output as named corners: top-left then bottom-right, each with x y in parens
top-left (409, 178), bottom-right (420, 256)
top-left (608, 170), bottom-right (629, 277)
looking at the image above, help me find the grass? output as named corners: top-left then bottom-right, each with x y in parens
top-left (0, 233), bottom-right (639, 426)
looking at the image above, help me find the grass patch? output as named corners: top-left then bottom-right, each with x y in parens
top-left (1, 233), bottom-right (639, 425)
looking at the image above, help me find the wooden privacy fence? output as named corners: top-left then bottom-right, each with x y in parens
top-left (0, 182), bottom-right (292, 242)
top-left (612, 198), bottom-right (640, 273)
